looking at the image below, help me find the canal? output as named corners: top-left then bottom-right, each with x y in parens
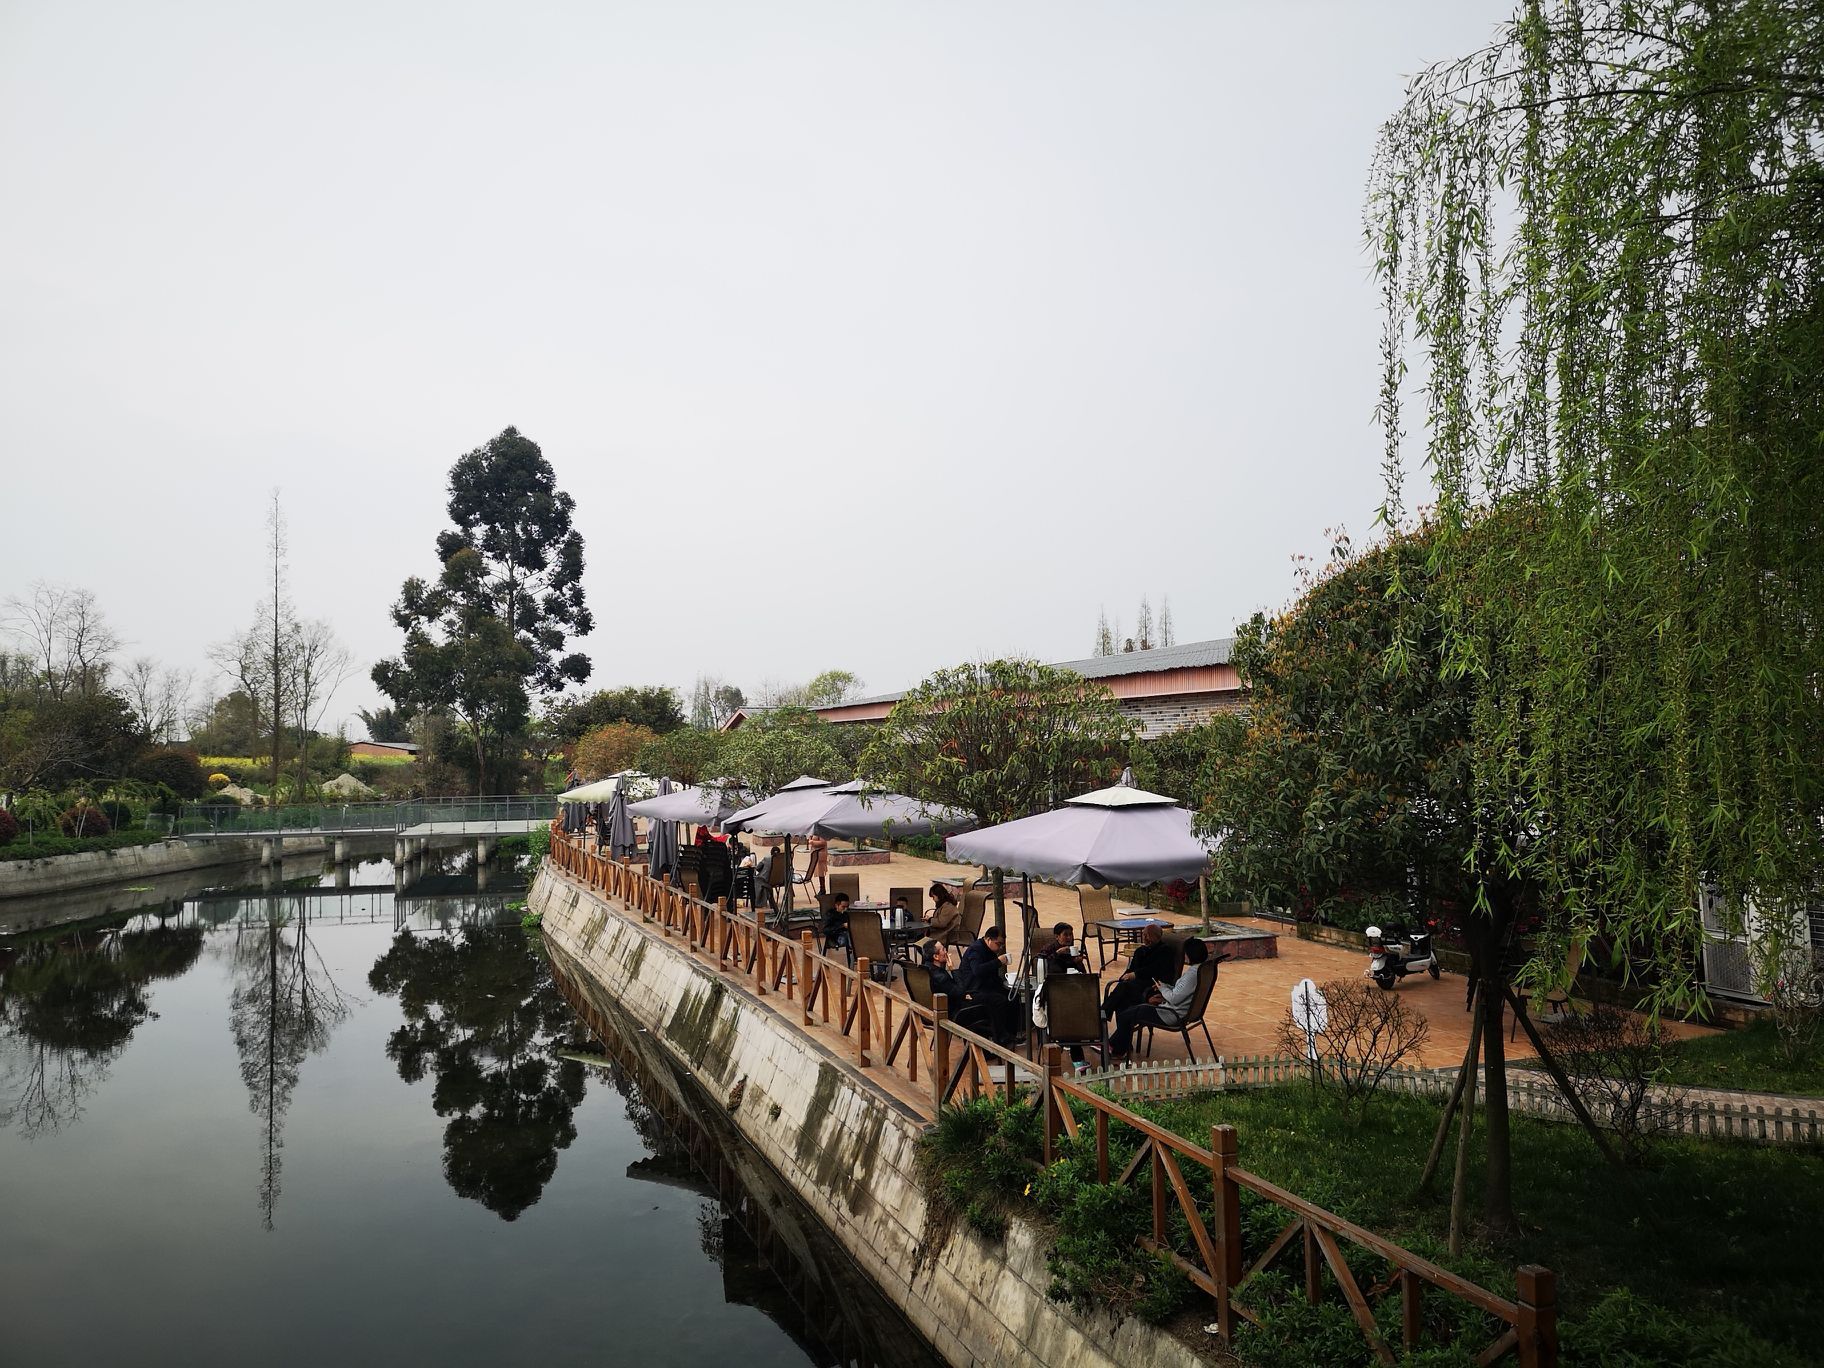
top-left (0, 853), bottom-right (941, 1368)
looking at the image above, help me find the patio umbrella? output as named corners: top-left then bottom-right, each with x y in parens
top-left (644, 777), bottom-right (681, 879)
top-left (605, 787), bottom-right (637, 861)
top-left (723, 775), bottom-right (833, 834)
top-left (628, 782), bottom-right (739, 827)
top-left (736, 779), bottom-right (975, 841)
top-left (558, 771), bottom-right (657, 804)
top-left (943, 782), bottom-right (1215, 889)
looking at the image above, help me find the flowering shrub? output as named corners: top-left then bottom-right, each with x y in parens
top-left (0, 809), bottom-right (17, 845)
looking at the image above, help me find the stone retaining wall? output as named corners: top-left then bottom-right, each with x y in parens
top-left (0, 835), bottom-right (328, 905)
top-left (531, 866), bottom-right (1216, 1368)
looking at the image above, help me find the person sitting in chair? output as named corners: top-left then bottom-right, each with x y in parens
top-left (1104, 938), bottom-right (1209, 1062)
top-left (917, 882), bottom-right (962, 955)
top-left (1031, 922), bottom-right (1085, 976)
top-left (956, 925), bottom-right (1023, 1045)
top-left (822, 892), bottom-right (853, 951)
top-left (1102, 922), bottom-right (1179, 1016)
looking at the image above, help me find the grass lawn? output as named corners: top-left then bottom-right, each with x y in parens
top-left (1657, 1017), bottom-right (1824, 1097)
top-left (1132, 1085), bottom-right (1824, 1364)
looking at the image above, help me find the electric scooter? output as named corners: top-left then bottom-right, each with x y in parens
top-left (1363, 924), bottom-right (1440, 991)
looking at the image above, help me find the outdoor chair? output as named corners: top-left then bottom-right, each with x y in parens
top-left (1511, 937), bottom-right (1586, 1041)
top-left (902, 962), bottom-right (935, 1010)
top-left (829, 872), bottom-right (862, 903)
top-left (959, 888), bottom-right (989, 942)
top-left (1077, 885), bottom-right (1112, 937)
top-left (1137, 956), bottom-right (1225, 1060)
top-left (848, 913), bottom-right (893, 983)
top-left (1043, 973), bottom-right (1107, 1067)
top-left (888, 886), bottom-right (923, 924)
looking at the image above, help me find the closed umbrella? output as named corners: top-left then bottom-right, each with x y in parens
top-left (605, 788), bottom-right (637, 860)
top-left (644, 777), bottom-right (681, 879)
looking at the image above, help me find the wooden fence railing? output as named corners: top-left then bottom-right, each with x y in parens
top-left (548, 828), bottom-right (1556, 1366)
top-left (550, 828), bottom-right (1038, 1115)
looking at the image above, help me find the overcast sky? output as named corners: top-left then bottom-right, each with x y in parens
top-left (1, 0), bottom-right (1513, 736)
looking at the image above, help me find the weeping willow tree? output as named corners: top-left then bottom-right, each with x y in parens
top-left (1371, 1), bottom-right (1824, 1228)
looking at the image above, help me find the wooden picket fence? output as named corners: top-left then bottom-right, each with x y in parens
top-left (548, 827), bottom-right (1559, 1366)
top-left (1076, 1053), bottom-right (1824, 1146)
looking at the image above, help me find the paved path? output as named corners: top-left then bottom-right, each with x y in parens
top-left (777, 848), bottom-right (1717, 1070)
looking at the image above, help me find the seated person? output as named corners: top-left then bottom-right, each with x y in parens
top-left (917, 881), bottom-right (962, 952)
top-left (926, 942), bottom-right (965, 1002)
top-left (1031, 922), bottom-right (1085, 976)
top-left (1105, 938), bottom-right (1210, 1061)
top-left (821, 892), bottom-right (853, 951)
top-left (1102, 921), bottom-right (1180, 1017)
top-left (954, 925), bottom-right (1023, 1045)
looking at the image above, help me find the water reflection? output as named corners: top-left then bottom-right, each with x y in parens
top-left (368, 925), bottom-right (586, 1221)
top-left (550, 967), bottom-right (943, 1368)
top-left (0, 922), bottom-right (203, 1136)
top-left (227, 901), bottom-right (356, 1228)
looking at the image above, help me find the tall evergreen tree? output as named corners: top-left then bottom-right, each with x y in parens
top-left (374, 428), bottom-right (592, 792)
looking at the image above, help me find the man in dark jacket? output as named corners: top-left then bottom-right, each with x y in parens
top-left (956, 926), bottom-right (1023, 1044)
top-left (1103, 921), bottom-right (1179, 1017)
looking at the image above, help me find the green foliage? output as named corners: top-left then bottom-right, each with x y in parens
top-left (542, 686), bottom-right (685, 745)
top-left (95, 798), bottom-right (136, 831)
top-left (356, 705), bottom-right (413, 743)
top-left (634, 727), bottom-right (724, 786)
top-left (717, 707), bottom-right (847, 804)
top-left (861, 659), bottom-right (1135, 826)
top-left (1205, 525), bottom-right (1479, 928)
top-left (1370, 0), bottom-right (1824, 1018)
top-left (374, 427), bottom-right (592, 793)
top-left (130, 746), bottom-right (209, 800)
top-left (1129, 719), bottom-right (1225, 811)
top-left (0, 827), bottom-right (165, 860)
top-left (188, 690), bottom-right (262, 755)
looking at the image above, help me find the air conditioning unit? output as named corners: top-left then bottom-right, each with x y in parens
top-left (1699, 884), bottom-right (1819, 1005)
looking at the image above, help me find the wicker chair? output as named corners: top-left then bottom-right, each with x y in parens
top-left (849, 913), bottom-right (892, 982)
top-left (829, 871), bottom-right (862, 903)
top-left (902, 962), bottom-right (935, 1010)
top-left (959, 888), bottom-right (990, 942)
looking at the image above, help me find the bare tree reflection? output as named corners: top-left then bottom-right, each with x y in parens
top-left (368, 926), bottom-right (586, 1220)
top-left (228, 897), bottom-right (354, 1229)
top-left (0, 923), bottom-right (203, 1137)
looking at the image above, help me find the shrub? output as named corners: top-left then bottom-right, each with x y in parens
top-left (1547, 1004), bottom-right (1687, 1161)
top-left (97, 798), bottom-right (137, 831)
top-left (0, 809), bottom-right (17, 845)
top-left (1275, 978), bottom-right (1429, 1118)
top-left (133, 747), bottom-right (211, 800)
top-left (58, 804), bottom-right (111, 837)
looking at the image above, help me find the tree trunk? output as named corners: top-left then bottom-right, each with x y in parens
top-left (1479, 948), bottom-right (1517, 1236)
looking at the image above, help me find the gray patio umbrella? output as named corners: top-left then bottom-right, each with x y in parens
top-left (628, 782), bottom-right (738, 828)
top-left (943, 783), bottom-right (1215, 888)
top-left (736, 779), bottom-right (975, 841)
top-left (723, 775), bottom-right (833, 834)
top-left (605, 787), bottom-right (638, 861)
top-left (645, 777), bottom-right (681, 879)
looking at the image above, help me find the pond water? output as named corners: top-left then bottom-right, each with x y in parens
top-left (0, 855), bottom-right (940, 1368)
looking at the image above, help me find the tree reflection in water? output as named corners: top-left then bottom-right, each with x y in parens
top-left (0, 922), bottom-right (204, 1137)
top-left (368, 926), bottom-right (586, 1221)
top-left (228, 899), bottom-right (354, 1229)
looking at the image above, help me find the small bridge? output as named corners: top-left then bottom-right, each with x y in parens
top-left (168, 796), bottom-right (555, 843)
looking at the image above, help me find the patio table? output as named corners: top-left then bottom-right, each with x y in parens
top-left (1087, 915), bottom-right (1171, 970)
